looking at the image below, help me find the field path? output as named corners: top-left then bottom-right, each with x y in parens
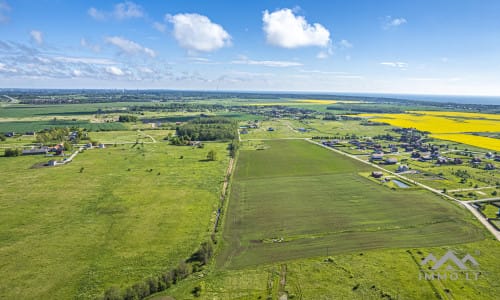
top-left (306, 138), bottom-right (500, 241)
top-left (137, 130), bottom-right (157, 143)
top-left (448, 186), bottom-right (497, 193)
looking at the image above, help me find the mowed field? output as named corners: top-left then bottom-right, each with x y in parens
top-left (219, 140), bottom-right (485, 269)
top-left (0, 142), bottom-right (229, 299)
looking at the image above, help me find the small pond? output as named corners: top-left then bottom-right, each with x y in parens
top-left (392, 179), bottom-right (410, 188)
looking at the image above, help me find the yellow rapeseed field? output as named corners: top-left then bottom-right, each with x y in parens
top-left (360, 111), bottom-right (500, 151)
top-left (410, 111), bottom-right (500, 121)
top-left (294, 99), bottom-right (365, 104)
top-left (430, 134), bottom-right (500, 151)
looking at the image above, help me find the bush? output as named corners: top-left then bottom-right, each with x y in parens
top-left (192, 285), bottom-right (202, 297)
top-left (4, 148), bottom-right (21, 157)
top-left (103, 286), bottom-right (122, 300)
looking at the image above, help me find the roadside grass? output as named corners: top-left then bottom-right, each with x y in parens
top-left (218, 140), bottom-right (485, 269)
top-left (0, 142), bottom-right (229, 299)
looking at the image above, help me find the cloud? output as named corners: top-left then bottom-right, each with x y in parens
top-left (380, 61), bottom-right (408, 69)
top-left (88, 1), bottom-right (144, 21)
top-left (338, 39), bottom-right (353, 49)
top-left (167, 13), bottom-right (231, 52)
top-left (0, 41), bottom-right (173, 82)
top-left (88, 7), bottom-right (106, 20)
top-left (316, 46), bottom-right (333, 59)
top-left (105, 66), bottom-right (125, 76)
top-left (30, 30), bottom-right (43, 45)
top-left (53, 56), bottom-right (116, 65)
top-left (0, 1), bottom-right (11, 23)
top-left (81, 38), bottom-right (101, 52)
top-left (232, 56), bottom-right (302, 67)
top-left (153, 22), bottom-right (166, 33)
top-left (105, 36), bottom-right (156, 57)
top-left (383, 16), bottom-right (407, 29)
top-left (262, 8), bottom-right (330, 48)
top-left (0, 62), bottom-right (17, 73)
top-left (113, 1), bottom-right (144, 20)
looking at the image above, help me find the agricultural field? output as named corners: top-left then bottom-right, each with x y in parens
top-left (360, 111), bottom-right (500, 151)
top-left (0, 141), bottom-right (230, 299)
top-left (218, 140), bottom-right (484, 269)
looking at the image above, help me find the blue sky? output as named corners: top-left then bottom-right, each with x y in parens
top-left (1, 0), bottom-right (500, 95)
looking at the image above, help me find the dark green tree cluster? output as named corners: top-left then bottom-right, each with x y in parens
top-left (101, 240), bottom-right (214, 300)
top-left (36, 127), bottom-right (70, 144)
top-left (118, 115), bottom-right (139, 122)
top-left (4, 148), bottom-right (22, 157)
top-left (175, 118), bottom-right (237, 142)
top-left (228, 139), bottom-right (239, 158)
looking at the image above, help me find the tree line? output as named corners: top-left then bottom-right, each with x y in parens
top-left (102, 240), bottom-right (214, 300)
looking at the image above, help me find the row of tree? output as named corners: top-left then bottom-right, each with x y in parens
top-left (118, 115), bottom-right (138, 122)
top-left (102, 241), bottom-right (214, 300)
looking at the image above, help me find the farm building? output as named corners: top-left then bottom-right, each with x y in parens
top-left (47, 160), bottom-right (57, 166)
top-left (371, 171), bottom-right (384, 178)
top-left (5, 132), bottom-right (15, 137)
top-left (371, 153), bottom-right (384, 160)
top-left (385, 158), bottom-right (398, 165)
top-left (22, 147), bottom-right (49, 155)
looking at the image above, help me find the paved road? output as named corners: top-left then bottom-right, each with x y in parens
top-left (306, 139), bottom-right (500, 241)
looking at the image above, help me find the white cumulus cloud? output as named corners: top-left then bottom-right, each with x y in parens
top-left (105, 36), bottom-right (156, 58)
top-left (383, 16), bottom-right (407, 29)
top-left (167, 13), bottom-right (231, 52)
top-left (262, 8), bottom-right (330, 48)
top-left (113, 1), bottom-right (144, 19)
top-left (30, 30), bottom-right (43, 45)
top-left (88, 1), bottom-right (144, 21)
top-left (106, 66), bottom-right (124, 76)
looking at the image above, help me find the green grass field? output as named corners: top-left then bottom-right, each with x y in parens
top-left (218, 140), bottom-right (485, 269)
top-left (0, 142), bottom-right (229, 299)
top-left (158, 239), bottom-right (500, 300)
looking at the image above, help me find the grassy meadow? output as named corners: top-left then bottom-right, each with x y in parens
top-left (218, 140), bottom-right (485, 269)
top-left (155, 239), bottom-right (500, 300)
top-left (0, 141), bottom-right (229, 299)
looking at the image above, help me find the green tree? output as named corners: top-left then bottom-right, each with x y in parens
top-left (206, 150), bottom-right (217, 161)
top-left (4, 148), bottom-right (21, 157)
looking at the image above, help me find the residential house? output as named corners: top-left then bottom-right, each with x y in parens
top-left (397, 165), bottom-right (409, 173)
